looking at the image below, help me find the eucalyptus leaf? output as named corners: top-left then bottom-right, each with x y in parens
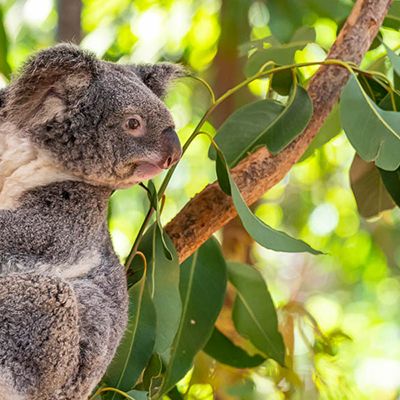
top-left (160, 238), bottom-right (227, 394)
top-left (104, 271), bottom-right (156, 399)
top-left (203, 327), bottom-right (265, 368)
top-left (350, 154), bottom-right (394, 218)
top-left (271, 69), bottom-right (293, 95)
top-left (210, 85), bottom-right (312, 165)
top-left (341, 75), bottom-right (400, 171)
top-left (264, 84), bottom-right (313, 154)
top-left (215, 150), bottom-right (321, 254)
top-left (126, 390), bottom-right (148, 400)
top-left (209, 100), bottom-right (283, 167)
top-left (246, 42), bottom-right (308, 76)
top-left (133, 224), bottom-right (181, 363)
top-left (227, 262), bottom-right (285, 365)
top-left (146, 181), bottom-right (172, 260)
top-left (384, 44), bottom-right (400, 79)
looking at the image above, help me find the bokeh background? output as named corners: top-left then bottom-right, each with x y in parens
top-left (1, 0), bottom-right (400, 399)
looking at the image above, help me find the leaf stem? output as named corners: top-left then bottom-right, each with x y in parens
top-left (90, 387), bottom-right (135, 400)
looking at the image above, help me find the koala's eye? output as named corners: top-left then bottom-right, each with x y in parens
top-left (126, 118), bottom-right (140, 130)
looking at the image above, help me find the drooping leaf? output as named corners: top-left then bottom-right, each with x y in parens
top-left (340, 75), bottom-right (400, 171)
top-left (145, 181), bottom-right (172, 260)
top-left (203, 327), bottom-right (265, 368)
top-left (350, 154), bottom-right (394, 218)
top-left (215, 150), bottom-right (321, 254)
top-left (104, 271), bottom-right (156, 399)
top-left (160, 238), bottom-right (227, 394)
top-left (378, 167), bottom-right (400, 207)
top-left (210, 85), bottom-right (312, 165)
top-left (133, 224), bottom-right (181, 363)
top-left (227, 262), bottom-right (285, 365)
top-left (0, 6), bottom-right (11, 79)
top-left (299, 104), bottom-right (342, 162)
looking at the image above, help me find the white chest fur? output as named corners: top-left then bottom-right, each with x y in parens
top-left (0, 123), bottom-right (74, 210)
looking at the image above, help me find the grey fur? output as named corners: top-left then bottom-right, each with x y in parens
top-left (0, 44), bottom-right (183, 399)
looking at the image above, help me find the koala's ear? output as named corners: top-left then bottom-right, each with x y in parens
top-left (131, 63), bottom-right (186, 98)
top-left (7, 44), bottom-right (98, 121)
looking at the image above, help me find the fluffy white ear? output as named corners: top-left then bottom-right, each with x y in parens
top-left (130, 63), bottom-right (186, 97)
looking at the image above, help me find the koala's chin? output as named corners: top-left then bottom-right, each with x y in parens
top-left (112, 161), bottom-right (166, 189)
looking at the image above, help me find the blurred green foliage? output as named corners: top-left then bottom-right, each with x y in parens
top-left (2, 0), bottom-right (400, 399)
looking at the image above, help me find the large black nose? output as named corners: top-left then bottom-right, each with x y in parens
top-left (160, 127), bottom-right (182, 169)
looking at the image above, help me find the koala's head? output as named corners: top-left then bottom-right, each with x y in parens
top-left (2, 44), bottom-right (184, 188)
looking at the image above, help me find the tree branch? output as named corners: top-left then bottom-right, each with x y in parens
top-left (57, 0), bottom-right (82, 44)
top-left (166, 0), bottom-right (393, 263)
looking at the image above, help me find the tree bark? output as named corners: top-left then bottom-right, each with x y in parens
top-left (57, 0), bottom-right (82, 44)
top-left (166, 0), bottom-right (393, 263)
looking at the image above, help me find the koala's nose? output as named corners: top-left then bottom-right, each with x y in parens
top-left (161, 127), bottom-right (182, 169)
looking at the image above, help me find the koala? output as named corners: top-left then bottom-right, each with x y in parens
top-left (0, 44), bottom-right (183, 400)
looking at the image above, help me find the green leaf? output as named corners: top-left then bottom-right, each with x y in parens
top-left (126, 391), bottom-right (148, 400)
top-left (340, 75), bottom-right (400, 171)
top-left (133, 224), bottom-right (182, 363)
top-left (0, 6), bottom-right (11, 79)
top-left (104, 271), bottom-right (156, 399)
top-left (145, 181), bottom-right (172, 260)
top-left (215, 150), bottom-right (321, 254)
top-left (209, 100), bottom-right (283, 167)
top-left (270, 69), bottom-right (293, 96)
top-left (246, 42), bottom-right (308, 76)
top-left (227, 262), bottom-right (285, 365)
top-left (160, 238), bottom-right (227, 394)
top-left (379, 167), bottom-right (400, 207)
top-left (299, 104), bottom-right (341, 162)
top-left (350, 154), bottom-right (394, 218)
top-left (384, 44), bottom-right (400, 78)
top-left (203, 327), bottom-right (265, 368)
top-left (210, 85), bottom-right (312, 165)
top-left (264, 83), bottom-right (313, 154)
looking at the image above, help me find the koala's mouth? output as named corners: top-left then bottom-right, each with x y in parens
top-left (115, 161), bottom-right (164, 189)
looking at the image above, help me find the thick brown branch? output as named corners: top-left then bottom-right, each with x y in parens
top-left (166, 0), bottom-right (393, 263)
